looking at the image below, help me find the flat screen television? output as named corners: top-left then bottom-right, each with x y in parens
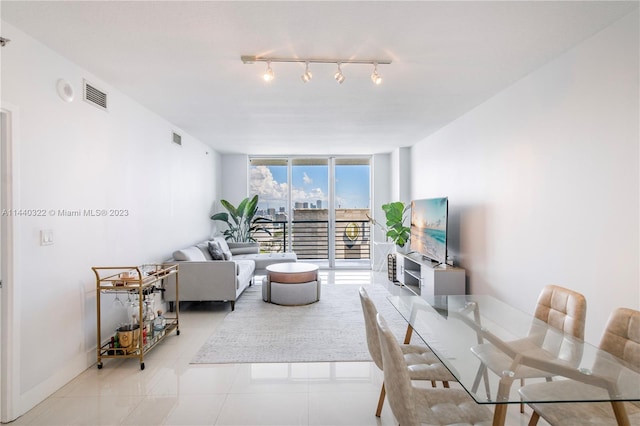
top-left (410, 197), bottom-right (448, 264)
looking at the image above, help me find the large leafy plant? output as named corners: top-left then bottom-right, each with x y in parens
top-left (381, 201), bottom-right (411, 247)
top-left (210, 195), bottom-right (272, 242)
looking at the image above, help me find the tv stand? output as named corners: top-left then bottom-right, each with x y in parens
top-left (421, 255), bottom-right (442, 267)
top-left (395, 252), bottom-right (465, 296)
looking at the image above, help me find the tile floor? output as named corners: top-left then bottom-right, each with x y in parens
top-left (9, 270), bottom-right (546, 425)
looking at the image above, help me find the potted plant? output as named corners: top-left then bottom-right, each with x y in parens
top-left (381, 201), bottom-right (411, 251)
top-left (210, 195), bottom-right (272, 243)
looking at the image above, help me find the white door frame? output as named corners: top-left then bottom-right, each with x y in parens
top-left (1, 103), bottom-right (21, 423)
top-left (327, 157), bottom-right (336, 268)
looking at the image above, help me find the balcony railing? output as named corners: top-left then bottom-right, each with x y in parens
top-left (253, 220), bottom-right (371, 260)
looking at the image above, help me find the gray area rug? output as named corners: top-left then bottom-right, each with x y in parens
top-left (191, 284), bottom-right (414, 364)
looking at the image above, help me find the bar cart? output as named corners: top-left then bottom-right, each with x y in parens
top-left (92, 264), bottom-right (179, 370)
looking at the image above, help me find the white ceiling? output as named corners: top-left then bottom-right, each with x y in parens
top-left (2, 1), bottom-right (638, 155)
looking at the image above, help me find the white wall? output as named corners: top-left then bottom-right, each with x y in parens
top-left (371, 154), bottom-right (391, 266)
top-left (372, 153), bottom-right (391, 241)
top-left (410, 10), bottom-right (639, 344)
top-left (1, 21), bottom-right (221, 417)
top-left (390, 147), bottom-right (411, 205)
top-left (221, 154), bottom-right (249, 206)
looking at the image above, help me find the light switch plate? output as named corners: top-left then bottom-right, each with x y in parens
top-left (40, 229), bottom-right (53, 246)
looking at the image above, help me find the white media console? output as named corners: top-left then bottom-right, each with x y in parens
top-left (395, 252), bottom-right (466, 296)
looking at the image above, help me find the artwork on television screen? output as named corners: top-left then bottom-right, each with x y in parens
top-left (410, 197), bottom-right (448, 264)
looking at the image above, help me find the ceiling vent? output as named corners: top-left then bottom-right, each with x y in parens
top-left (172, 132), bottom-right (182, 146)
top-left (83, 79), bottom-right (108, 111)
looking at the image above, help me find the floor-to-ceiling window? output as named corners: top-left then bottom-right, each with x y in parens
top-left (249, 157), bottom-right (371, 268)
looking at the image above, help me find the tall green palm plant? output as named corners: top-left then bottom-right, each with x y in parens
top-left (210, 195), bottom-right (272, 242)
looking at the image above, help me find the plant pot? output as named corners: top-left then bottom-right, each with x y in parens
top-left (396, 244), bottom-right (409, 254)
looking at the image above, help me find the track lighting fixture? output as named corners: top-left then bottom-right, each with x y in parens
top-left (334, 63), bottom-right (345, 84)
top-left (263, 61), bottom-right (274, 82)
top-left (242, 55), bottom-right (391, 85)
top-left (301, 62), bottom-right (312, 83)
top-left (371, 63), bottom-right (382, 85)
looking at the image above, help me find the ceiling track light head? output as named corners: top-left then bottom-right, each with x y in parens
top-left (263, 61), bottom-right (274, 82)
top-left (334, 62), bottom-right (345, 84)
top-left (301, 61), bottom-right (312, 83)
top-left (371, 63), bottom-right (382, 85)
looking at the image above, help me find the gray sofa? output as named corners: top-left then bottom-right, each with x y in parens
top-left (164, 237), bottom-right (297, 310)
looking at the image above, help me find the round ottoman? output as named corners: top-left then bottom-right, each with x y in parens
top-left (262, 263), bottom-right (321, 305)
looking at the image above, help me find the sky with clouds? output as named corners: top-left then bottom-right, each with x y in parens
top-left (250, 164), bottom-right (370, 210)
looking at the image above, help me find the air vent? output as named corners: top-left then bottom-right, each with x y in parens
top-left (83, 79), bottom-right (108, 111)
top-left (172, 132), bottom-right (182, 146)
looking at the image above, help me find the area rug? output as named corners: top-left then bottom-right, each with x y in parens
top-left (191, 284), bottom-right (415, 364)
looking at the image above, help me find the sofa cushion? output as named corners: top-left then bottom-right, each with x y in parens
top-left (172, 246), bottom-right (207, 261)
top-left (207, 241), bottom-right (225, 260)
top-left (235, 259), bottom-right (256, 280)
top-left (234, 252), bottom-right (298, 271)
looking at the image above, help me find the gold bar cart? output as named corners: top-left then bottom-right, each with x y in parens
top-left (92, 264), bottom-right (179, 370)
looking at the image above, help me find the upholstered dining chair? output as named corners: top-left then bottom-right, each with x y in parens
top-left (471, 285), bottom-right (587, 411)
top-left (359, 287), bottom-right (456, 417)
top-left (519, 307), bottom-right (640, 426)
top-left (375, 312), bottom-right (493, 426)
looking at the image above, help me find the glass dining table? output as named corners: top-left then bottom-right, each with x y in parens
top-left (387, 294), bottom-right (640, 426)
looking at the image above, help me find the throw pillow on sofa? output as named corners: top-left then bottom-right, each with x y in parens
top-left (214, 237), bottom-right (233, 260)
top-left (207, 241), bottom-right (225, 260)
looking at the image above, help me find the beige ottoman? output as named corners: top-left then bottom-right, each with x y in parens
top-left (262, 263), bottom-right (321, 305)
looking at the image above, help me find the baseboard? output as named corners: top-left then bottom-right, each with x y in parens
top-left (17, 351), bottom-right (88, 419)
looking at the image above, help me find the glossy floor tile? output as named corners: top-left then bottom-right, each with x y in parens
top-left (9, 270), bottom-right (547, 426)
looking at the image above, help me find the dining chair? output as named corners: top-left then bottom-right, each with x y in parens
top-left (471, 284), bottom-right (587, 411)
top-left (519, 307), bottom-right (640, 426)
top-left (376, 312), bottom-right (494, 426)
top-left (359, 286), bottom-right (456, 417)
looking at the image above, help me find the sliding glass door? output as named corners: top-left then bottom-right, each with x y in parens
top-left (290, 158), bottom-right (329, 262)
top-left (250, 157), bottom-right (371, 268)
top-left (334, 158), bottom-right (371, 267)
